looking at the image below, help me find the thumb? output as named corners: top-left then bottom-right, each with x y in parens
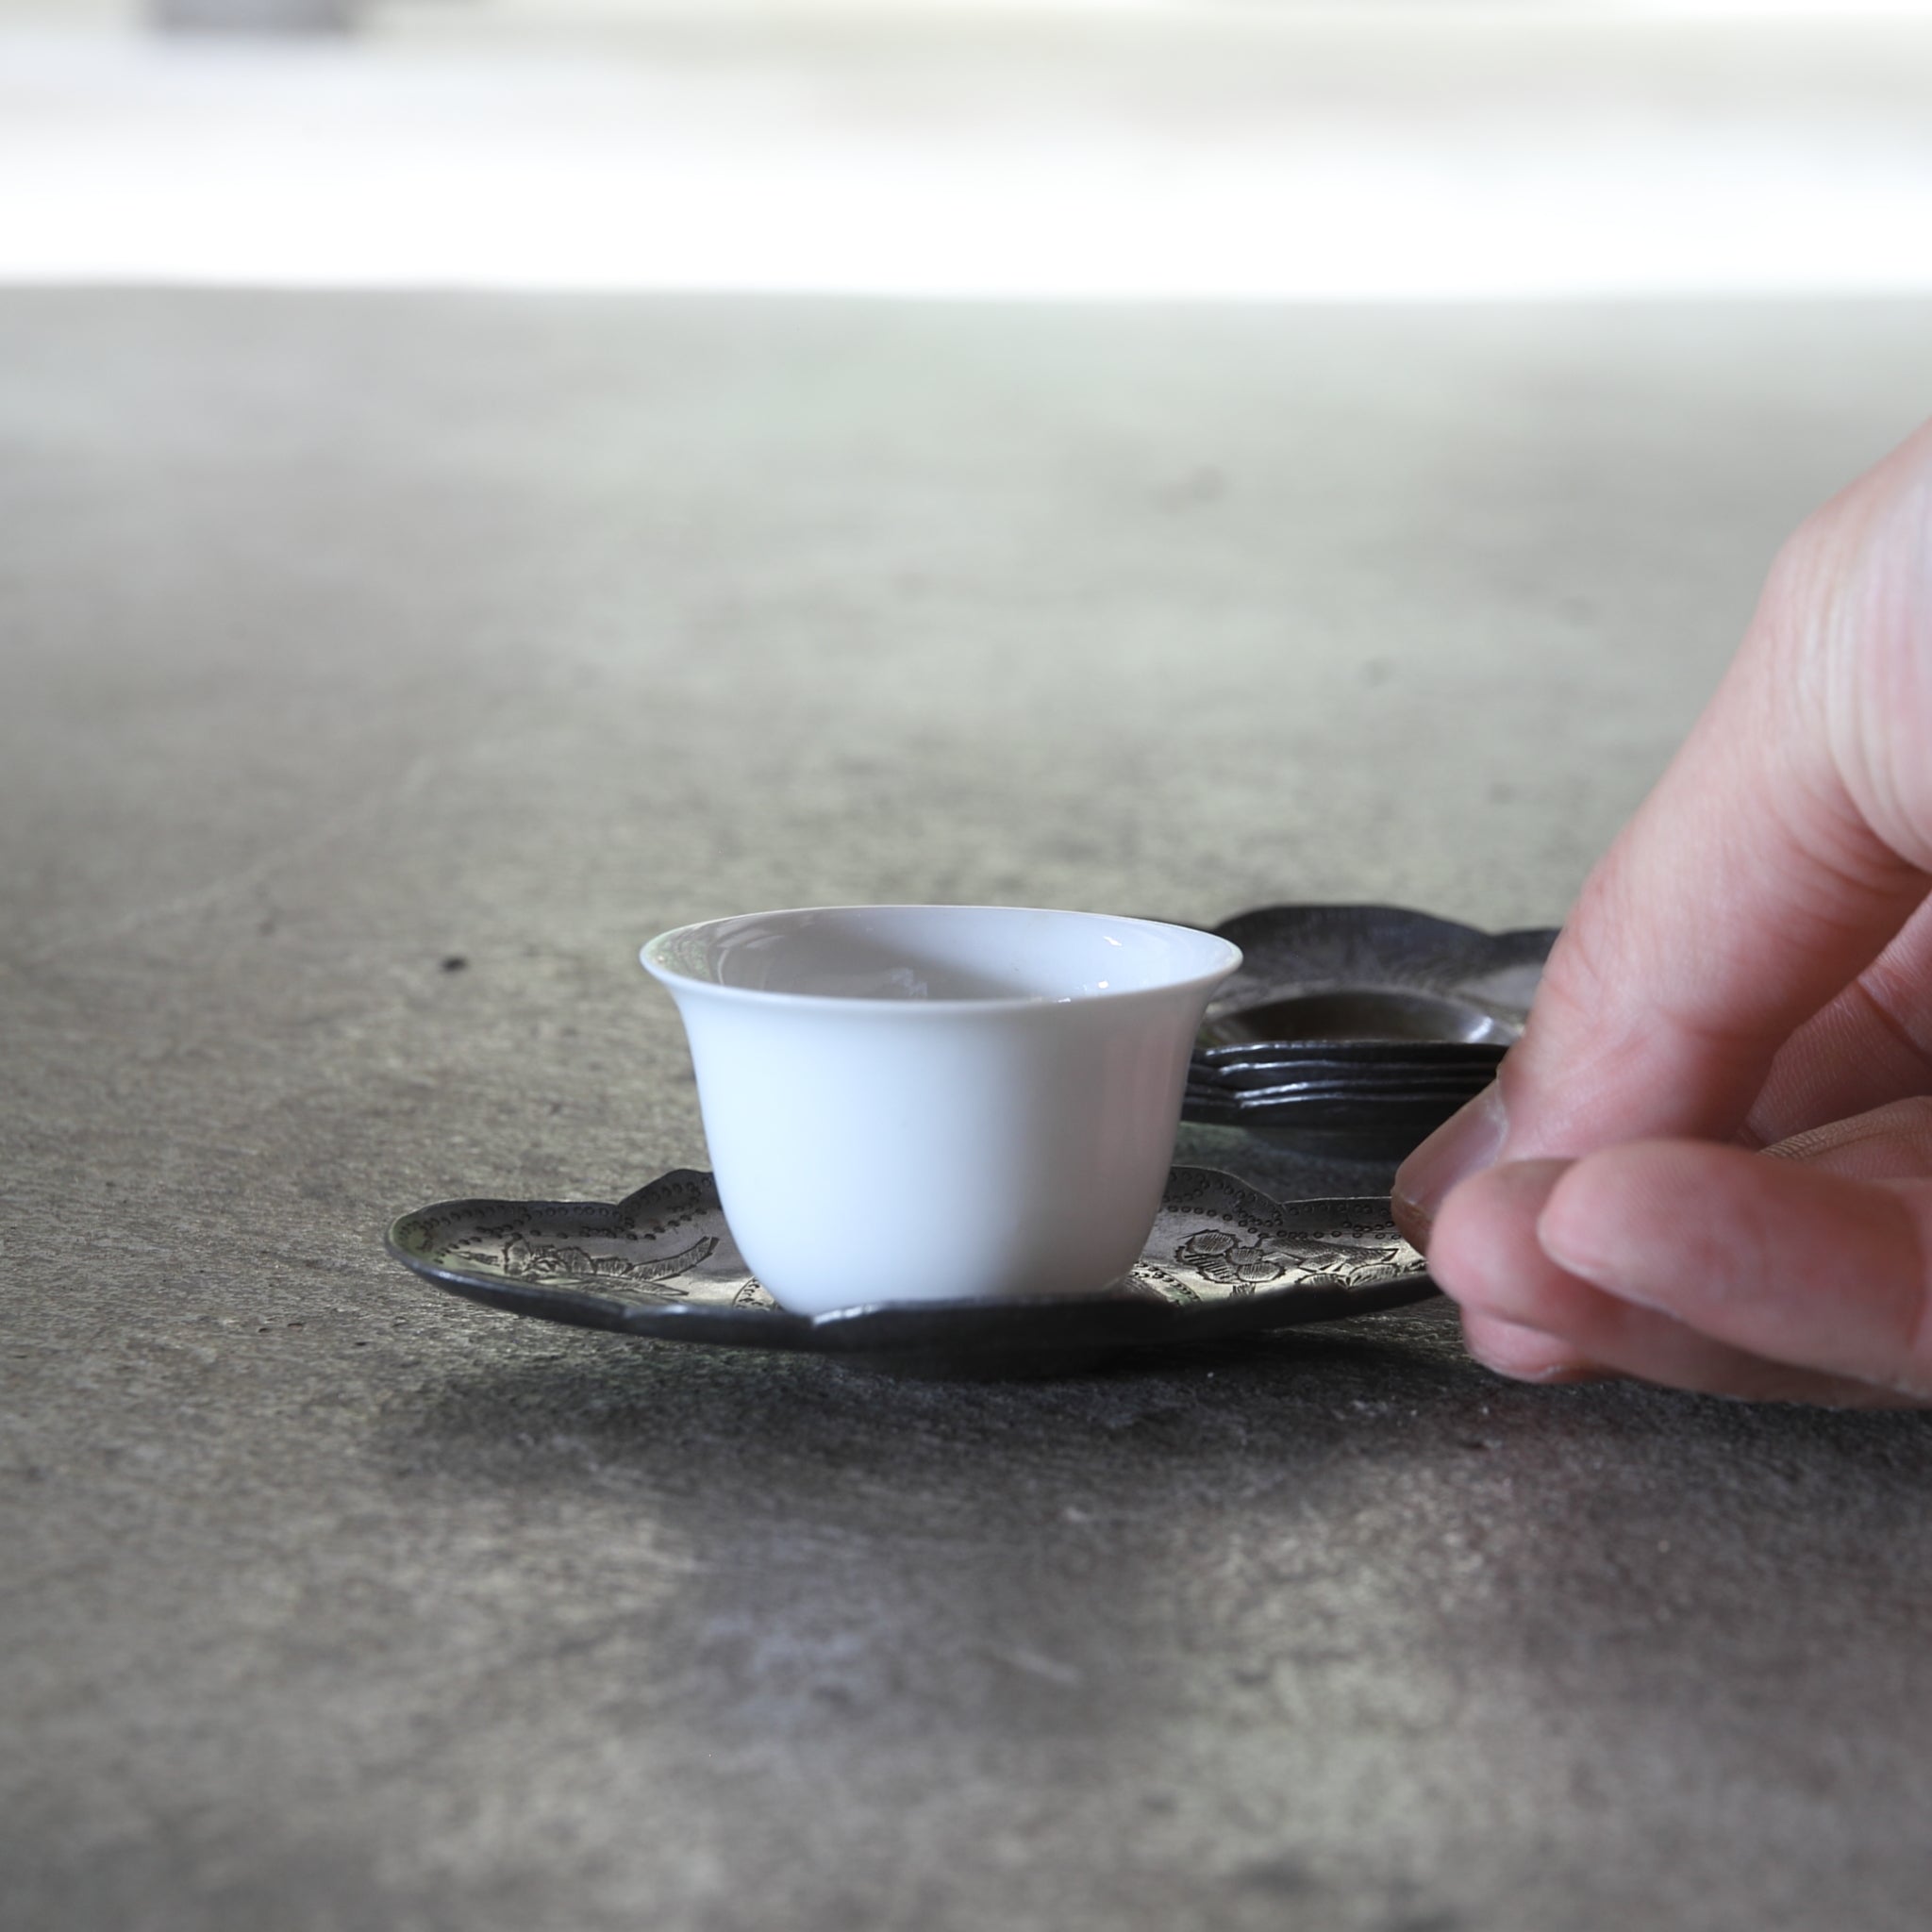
top-left (1399, 421), bottom-right (1932, 1241)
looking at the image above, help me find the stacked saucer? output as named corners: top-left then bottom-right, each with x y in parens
top-left (1179, 906), bottom-right (1558, 1157)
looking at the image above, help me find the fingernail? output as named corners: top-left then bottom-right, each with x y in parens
top-left (1392, 1081), bottom-right (1508, 1247)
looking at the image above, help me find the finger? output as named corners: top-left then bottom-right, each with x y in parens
top-left (1765, 1095), bottom-right (1932, 1182)
top-left (1458, 1309), bottom-right (1612, 1384)
top-left (1410, 426), bottom-right (1932, 1229)
top-left (1508, 516), bottom-right (1927, 1155)
top-left (1398, 890), bottom-right (1932, 1248)
top-left (1538, 1140), bottom-right (1932, 1399)
top-left (1435, 1158), bottom-right (1920, 1406)
top-left (1744, 893), bottom-right (1932, 1145)
top-left (1399, 433), bottom-right (1932, 1231)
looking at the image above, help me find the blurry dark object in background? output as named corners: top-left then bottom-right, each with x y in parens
top-left (151, 0), bottom-right (353, 33)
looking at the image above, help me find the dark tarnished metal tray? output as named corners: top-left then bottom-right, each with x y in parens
top-left (1182, 905), bottom-right (1557, 1155)
top-left (386, 1166), bottom-right (1433, 1376)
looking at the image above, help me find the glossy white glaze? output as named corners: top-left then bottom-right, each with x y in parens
top-left (641, 906), bottom-right (1241, 1315)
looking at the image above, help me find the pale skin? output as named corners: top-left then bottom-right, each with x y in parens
top-left (1391, 419), bottom-right (1932, 1407)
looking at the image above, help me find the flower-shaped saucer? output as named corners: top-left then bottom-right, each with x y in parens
top-left (386, 1167), bottom-right (1434, 1376)
top-left (1183, 905), bottom-right (1559, 1154)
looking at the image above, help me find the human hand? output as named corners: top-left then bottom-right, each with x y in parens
top-left (1392, 420), bottom-right (1932, 1405)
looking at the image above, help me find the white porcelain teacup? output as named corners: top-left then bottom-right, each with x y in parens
top-left (641, 905), bottom-right (1242, 1316)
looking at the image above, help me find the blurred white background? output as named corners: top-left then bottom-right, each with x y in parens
top-left (3, 0), bottom-right (1932, 296)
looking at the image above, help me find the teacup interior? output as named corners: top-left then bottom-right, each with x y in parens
top-left (648, 907), bottom-right (1238, 1003)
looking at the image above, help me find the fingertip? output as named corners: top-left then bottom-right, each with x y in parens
top-left (1531, 1137), bottom-right (1932, 1391)
top-left (1427, 1158), bottom-right (1576, 1307)
top-left (1391, 1082), bottom-right (1508, 1250)
top-left (1534, 1148), bottom-right (1620, 1281)
top-left (1390, 1188), bottom-right (1431, 1253)
top-left (1460, 1310), bottom-right (1614, 1385)
top-left (1534, 1140), bottom-right (1735, 1303)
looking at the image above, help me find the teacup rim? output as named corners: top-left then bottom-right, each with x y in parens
top-left (641, 903), bottom-right (1243, 1014)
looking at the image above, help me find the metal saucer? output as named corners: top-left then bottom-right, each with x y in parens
top-left (385, 1166), bottom-right (1434, 1378)
top-left (1181, 905), bottom-right (1558, 1156)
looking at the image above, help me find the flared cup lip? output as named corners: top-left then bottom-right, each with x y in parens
top-left (641, 904), bottom-right (1242, 1016)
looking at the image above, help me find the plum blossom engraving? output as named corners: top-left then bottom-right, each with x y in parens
top-left (454, 1230), bottom-right (717, 1299)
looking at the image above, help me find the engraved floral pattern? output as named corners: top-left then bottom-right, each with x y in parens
top-left (1171, 1225), bottom-right (1410, 1295)
top-left (447, 1230), bottom-right (718, 1299)
top-left (386, 1165), bottom-right (1430, 1357)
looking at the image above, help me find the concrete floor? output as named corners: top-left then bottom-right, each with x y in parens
top-left (6, 290), bottom-right (1932, 1930)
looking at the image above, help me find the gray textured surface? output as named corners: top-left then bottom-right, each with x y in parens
top-left (6, 290), bottom-right (1932, 1931)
